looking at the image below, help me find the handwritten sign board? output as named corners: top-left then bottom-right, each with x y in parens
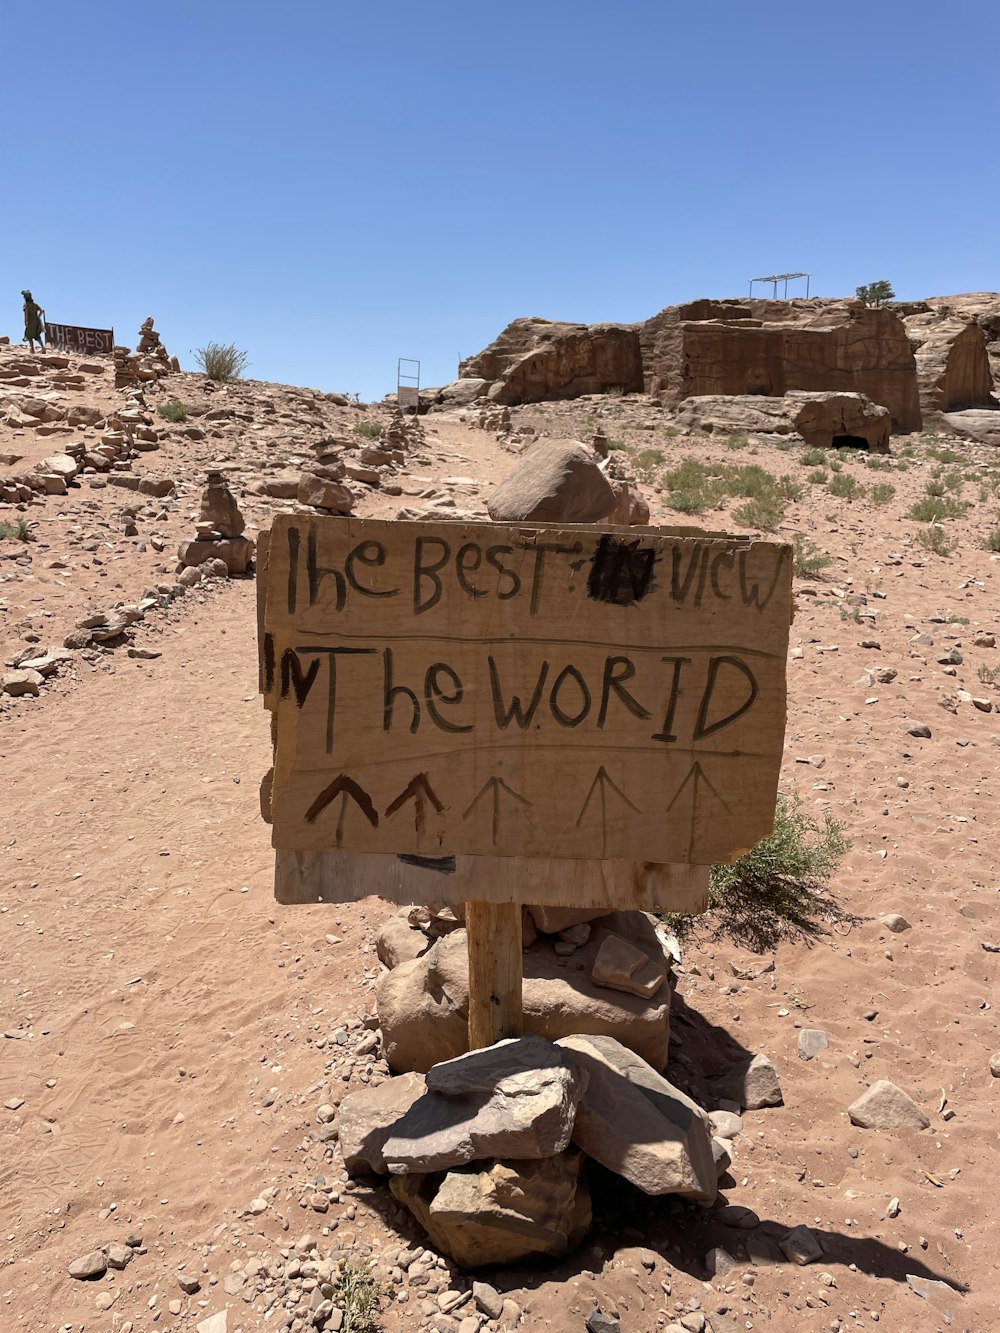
top-left (45, 323), bottom-right (114, 355)
top-left (260, 514), bottom-right (792, 868)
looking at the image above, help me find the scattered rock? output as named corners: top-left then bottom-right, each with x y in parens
top-left (586, 1312), bottom-right (621, 1333)
top-left (905, 722), bottom-right (932, 738)
top-left (797, 1029), bottom-right (829, 1061)
top-left (591, 932), bottom-right (666, 999)
top-left (106, 1242), bottom-right (133, 1270)
top-left (880, 913), bottom-right (911, 933)
top-left (848, 1080), bottom-right (929, 1130)
top-left (714, 1053), bottom-right (783, 1109)
top-left (709, 1110), bottom-right (742, 1139)
top-left (68, 1250), bottom-right (107, 1280)
top-left (779, 1224), bottom-right (823, 1265)
top-left (2, 668), bottom-right (44, 697)
top-left (487, 439), bottom-right (616, 524)
top-left (472, 1280), bottom-right (504, 1319)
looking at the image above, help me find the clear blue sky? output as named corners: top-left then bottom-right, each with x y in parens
top-left (5, 1), bottom-right (997, 400)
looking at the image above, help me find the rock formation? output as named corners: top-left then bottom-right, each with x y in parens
top-left (673, 390), bottom-right (891, 452)
top-left (900, 307), bottom-right (995, 415)
top-left (177, 469), bottom-right (254, 575)
top-left (459, 317), bottom-right (644, 404)
top-left (639, 299), bottom-right (922, 433)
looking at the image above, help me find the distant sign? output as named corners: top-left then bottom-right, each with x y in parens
top-left (397, 385), bottom-right (419, 410)
top-left (259, 515), bottom-right (792, 866)
top-left (45, 322), bottom-right (114, 355)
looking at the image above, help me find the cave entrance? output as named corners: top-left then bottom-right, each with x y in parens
top-left (831, 434), bottom-right (870, 450)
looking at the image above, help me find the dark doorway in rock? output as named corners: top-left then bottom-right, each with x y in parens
top-left (831, 434), bottom-right (870, 450)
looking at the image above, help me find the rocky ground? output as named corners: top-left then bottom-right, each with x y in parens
top-left (2, 340), bottom-right (1000, 1333)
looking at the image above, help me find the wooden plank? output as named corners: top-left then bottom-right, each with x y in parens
top-left (260, 514), bottom-right (791, 866)
top-left (273, 848), bottom-right (709, 914)
top-left (465, 900), bottom-right (523, 1048)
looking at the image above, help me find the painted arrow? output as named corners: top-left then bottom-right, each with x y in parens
top-left (462, 776), bottom-right (531, 846)
top-left (575, 765), bottom-right (639, 857)
top-left (304, 774), bottom-right (379, 847)
top-left (665, 761), bottom-right (731, 861)
top-left (385, 772), bottom-right (445, 832)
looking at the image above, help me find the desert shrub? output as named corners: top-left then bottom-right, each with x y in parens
top-left (807, 468), bottom-right (828, 485)
top-left (865, 455), bottom-right (892, 471)
top-left (981, 525), bottom-right (1000, 552)
top-left (978, 663), bottom-right (1000, 685)
top-left (723, 433), bottom-right (749, 450)
top-left (778, 474), bottom-right (805, 502)
top-left (869, 483), bottom-right (896, 507)
top-left (732, 495), bottom-right (785, 531)
top-left (665, 794), bottom-right (851, 949)
top-left (926, 445), bottom-right (960, 463)
top-left (607, 438), bottom-right (626, 451)
top-left (667, 491), bottom-right (706, 515)
top-left (828, 473), bottom-right (862, 499)
top-left (632, 447), bottom-right (666, 480)
top-left (799, 448), bottom-right (826, 467)
top-left (908, 495), bottom-right (968, 522)
top-left (925, 478), bottom-right (946, 497)
top-left (914, 525), bottom-right (955, 556)
top-left (195, 342), bottom-right (248, 382)
top-left (792, 533), bottom-right (833, 577)
top-left (330, 1258), bottom-right (387, 1333)
top-left (0, 517), bottom-right (31, 541)
top-left (156, 399), bottom-right (188, 423)
top-left (828, 457), bottom-right (843, 472)
top-left (728, 464), bottom-right (776, 498)
top-left (943, 470), bottom-right (964, 492)
top-left (353, 421), bottom-right (382, 439)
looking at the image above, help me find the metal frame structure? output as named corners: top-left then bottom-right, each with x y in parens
top-left (749, 272), bottom-right (811, 299)
top-left (397, 357), bottom-right (420, 412)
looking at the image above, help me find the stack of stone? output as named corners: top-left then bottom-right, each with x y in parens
top-left (338, 1029), bottom-right (719, 1269)
top-left (113, 345), bottom-right (137, 390)
top-left (297, 438), bottom-right (354, 514)
top-left (177, 469), bottom-right (254, 575)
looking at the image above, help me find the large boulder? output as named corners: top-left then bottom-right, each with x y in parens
top-left (459, 318), bottom-right (644, 405)
top-left (640, 298), bottom-right (921, 433)
top-left (377, 911), bottom-right (672, 1074)
top-left (382, 1036), bottom-right (586, 1173)
top-left (390, 1148), bottom-right (591, 1268)
top-left (487, 439), bottom-right (616, 523)
top-left (557, 1034), bottom-right (717, 1201)
top-left (673, 390), bottom-right (890, 452)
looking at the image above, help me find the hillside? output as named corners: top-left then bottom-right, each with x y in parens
top-left (2, 327), bottom-right (1000, 1333)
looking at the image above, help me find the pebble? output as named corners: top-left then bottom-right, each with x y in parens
top-left (472, 1281), bottom-right (504, 1319)
top-left (989, 1053), bottom-right (1000, 1077)
top-left (798, 1029), bottom-right (829, 1061)
top-left (3, 1096), bottom-right (24, 1110)
top-left (178, 1273), bottom-right (201, 1294)
top-left (780, 1224), bottom-right (823, 1265)
top-left (708, 1110), bottom-right (742, 1139)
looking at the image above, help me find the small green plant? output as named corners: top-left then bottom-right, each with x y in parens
top-left (664, 793), bottom-right (851, 949)
top-left (633, 447), bottom-right (666, 481)
top-left (732, 495), bottom-right (786, 531)
top-left (865, 455), bottom-right (892, 471)
top-left (856, 279), bottom-right (896, 307)
top-left (723, 433), bottom-right (749, 450)
top-left (944, 614), bottom-right (969, 624)
top-left (667, 491), bottom-right (706, 515)
top-left (0, 517), bottom-right (31, 541)
top-left (828, 457), bottom-right (843, 472)
top-left (908, 496), bottom-right (969, 522)
top-left (330, 1258), bottom-right (387, 1333)
top-left (603, 384), bottom-right (625, 397)
top-left (978, 663), bottom-right (1000, 685)
top-left (792, 533), bottom-right (833, 578)
top-left (195, 342), bottom-right (249, 382)
top-left (828, 473), bottom-right (862, 500)
top-left (926, 445), bottom-right (960, 463)
top-left (914, 525), bottom-right (955, 556)
top-left (156, 399), bottom-right (188, 423)
top-left (799, 448), bottom-right (827, 467)
top-left (981, 525), bottom-right (1000, 552)
top-left (778, 474), bottom-right (805, 502)
top-left (925, 478), bottom-right (946, 498)
top-left (353, 421), bottom-right (383, 439)
top-left (943, 471), bottom-right (964, 493)
top-left (869, 483), bottom-right (896, 507)
top-left (607, 438), bottom-right (626, 451)
top-left (807, 468), bottom-right (828, 485)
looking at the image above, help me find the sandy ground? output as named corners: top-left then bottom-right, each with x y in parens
top-left (2, 345), bottom-right (1000, 1333)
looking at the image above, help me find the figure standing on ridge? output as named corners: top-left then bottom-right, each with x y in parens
top-left (21, 290), bottom-right (45, 353)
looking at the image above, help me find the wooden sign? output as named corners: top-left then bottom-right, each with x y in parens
top-left (259, 514), bottom-right (792, 868)
top-left (45, 322), bottom-right (114, 355)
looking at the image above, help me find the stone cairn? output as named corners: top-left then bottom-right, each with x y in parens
top-left (177, 469), bottom-right (254, 576)
top-left (114, 317), bottom-right (179, 390)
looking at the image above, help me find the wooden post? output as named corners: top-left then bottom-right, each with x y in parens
top-left (465, 900), bottom-right (524, 1050)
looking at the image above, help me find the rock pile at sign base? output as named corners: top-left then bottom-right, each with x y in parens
top-left (376, 909), bottom-right (674, 1074)
top-left (339, 1033), bottom-right (717, 1268)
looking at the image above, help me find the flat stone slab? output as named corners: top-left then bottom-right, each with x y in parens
top-left (557, 1033), bottom-right (716, 1200)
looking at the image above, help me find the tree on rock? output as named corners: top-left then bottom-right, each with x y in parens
top-left (856, 280), bottom-right (896, 308)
